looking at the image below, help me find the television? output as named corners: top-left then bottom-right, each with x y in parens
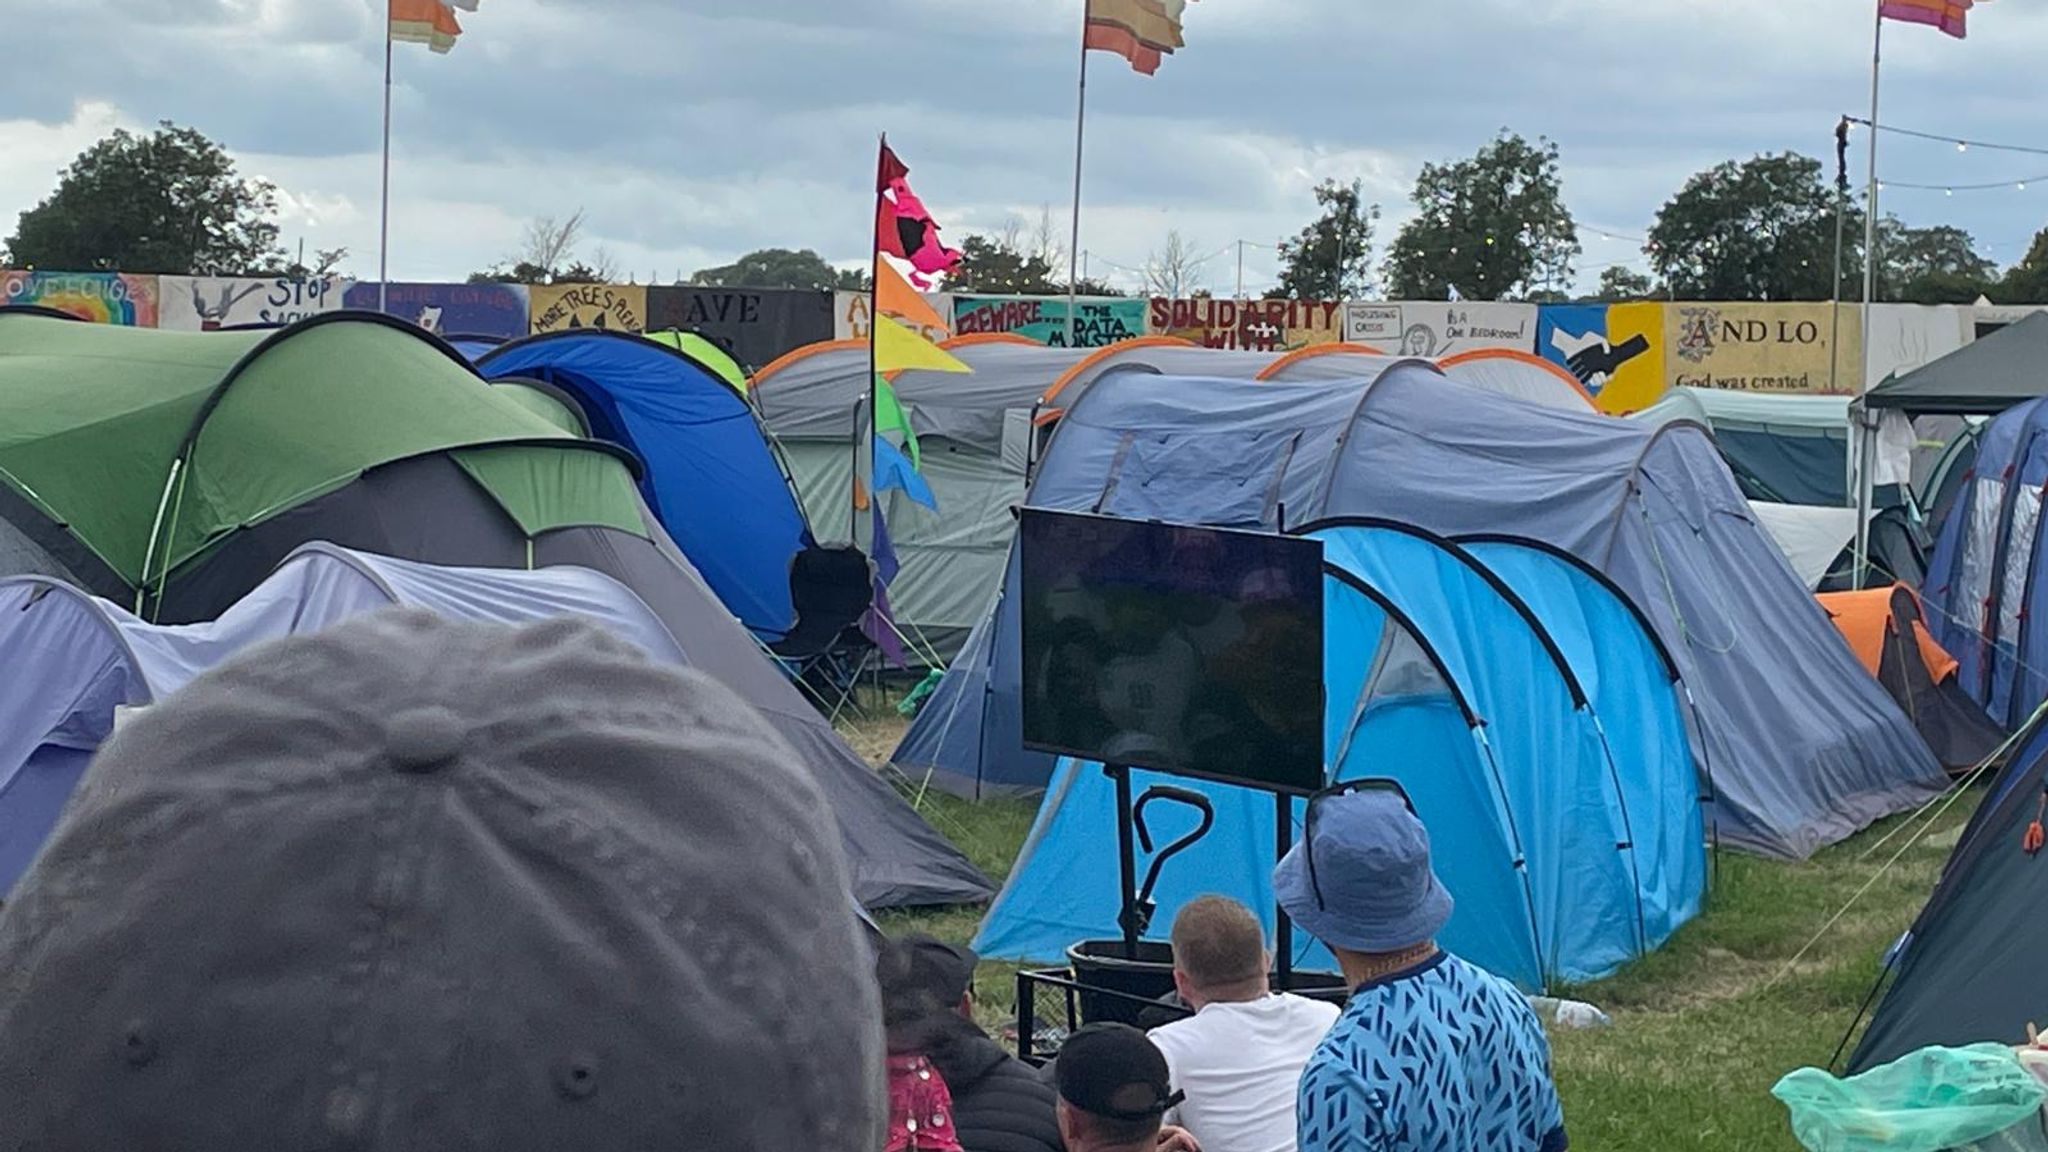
top-left (1017, 509), bottom-right (1326, 795)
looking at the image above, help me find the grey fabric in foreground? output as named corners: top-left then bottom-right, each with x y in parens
top-left (0, 611), bottom-right (884, 1151)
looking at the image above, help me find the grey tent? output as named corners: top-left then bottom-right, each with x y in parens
top-left (896, 363), bottom-right (1945, 859)
top-left (753, 336), bottom-right (1278, 657)
top-left (1864, 312), bottom-right (2048, 416)
top-left (755, 337), bottom-right (1594, 658)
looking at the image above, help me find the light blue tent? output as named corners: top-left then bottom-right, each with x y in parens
top-left (476, 330), bottom-right (815, 639)
top-left (973, 521), bottom-right (1703, 990)
top-left (899, 365), bottom-right (1944, 859)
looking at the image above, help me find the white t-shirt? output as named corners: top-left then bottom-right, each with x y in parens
top-left (1148, 992), bottom-right (1342, 1152)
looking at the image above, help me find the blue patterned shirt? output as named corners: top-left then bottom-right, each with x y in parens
top-left (1296, 952), bottom-right (1567, 1152)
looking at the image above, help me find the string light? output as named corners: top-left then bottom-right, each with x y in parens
top-left (1845, 116), bottom-right (2048, 158)
top-left (1879, 171), bottom-right (2048, 192)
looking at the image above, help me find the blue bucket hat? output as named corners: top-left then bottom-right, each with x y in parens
top-left (1273, 784), bottom-right (1453, 954)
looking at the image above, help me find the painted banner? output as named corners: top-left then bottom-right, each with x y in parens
top-left (1, 271), bottom-right (158, 325)
top-left (835, 290), bottom-right (953, 344)
top-left (951, 295), bottom-right (1145, 347)
top-left (1148, 297), bottom-right (1342, 351)
top-left (1866, 304), bottom-right (1965, 390)
top-left (528, 283), bottom-right (646, 334)
top-left (1393, 303), bottom-right (1537, 358)
top-left (1536, 303), bottom-right (1663, 413)
top-left (1665, 303), bottom-right (1861, 396)
top-left (1341, 303), bottom-right (1402, 347)
top-left (159, 275), bottom-right (352, 330)
top-left (344, 281), bottom-right (531, 339)
top-left (644, 287), bottom-right (832, 374)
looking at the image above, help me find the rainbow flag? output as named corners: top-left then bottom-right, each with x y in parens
top-left (1086, 0), bottom-right (1199, 76)
top-left (1880, 0), bottom-right (1984, 39)
top-left (391, 0), bottom-right (480, 53)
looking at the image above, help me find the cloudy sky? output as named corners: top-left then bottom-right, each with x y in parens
top-left (4, 0), bottom-right (2046, 294)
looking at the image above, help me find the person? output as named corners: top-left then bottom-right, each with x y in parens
top-left (876, 933), bottom-right (1063, 1152)
top-left (0, 610), bottom-right (885, 1150)
top-left (1055, 1024), bottom-right (1188, 1152)
top-left (1147, 896), bottom-right (1339, 1152)
top-left (1276, 785), bottom-right (1567, 1152)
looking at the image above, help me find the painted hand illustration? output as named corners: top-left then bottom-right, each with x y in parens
top-left (1555, 331), bottom-right (1650, 385)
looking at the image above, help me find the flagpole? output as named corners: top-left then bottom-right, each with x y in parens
top-left (1065, 3), bottom-right (1090, 347)
top-left (378, 0), bottom-right (394, 313)
top-left (1852, 2), bottom-right (1884, 588)
top-left (863, 134), bottom-right (887, 547)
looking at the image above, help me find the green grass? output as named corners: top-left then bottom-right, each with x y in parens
top-left (850, 707), bottom-right (1979, 1150)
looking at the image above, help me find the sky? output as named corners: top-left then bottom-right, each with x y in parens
top-left (3, 0), bottom-right (2047, 296)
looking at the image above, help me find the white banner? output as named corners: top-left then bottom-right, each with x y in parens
top-left (1394, 302), bottom-right (1537, 358)
top-left (158, 275), bottom-right (352, 330)
top-left (1341, 303), bottom-right (1402, 346)
top-left (1865, 304), bottom-right (1965, 391)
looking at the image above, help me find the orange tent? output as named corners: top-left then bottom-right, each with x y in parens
top-left (1819, 585), bottom-right (2003, 772)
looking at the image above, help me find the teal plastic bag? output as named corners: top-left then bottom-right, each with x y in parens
top-left (897, 668), bottom-right (944, 717)
top-left (1773, 1044), bottom-right (2047, 1152)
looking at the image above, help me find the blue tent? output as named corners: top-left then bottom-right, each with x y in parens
top-left (1924, 394), bottom-right (2048, 729)
top-left (477, 330), bottom-right (813, 638)
top-left (899, 365), bottom-right (1943, 859)
top-left (972, 520), bottom-right (1703, 990)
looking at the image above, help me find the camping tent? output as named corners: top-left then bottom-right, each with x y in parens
top-left (753, 336), bottom-right (1278, 657)
top-left (755, 338), bottom-right (1595, 657)
top-left (972, 520), bottom-right (1703, 989)
top-left (1259, 344), bottom-right (1596, 410)
top-left (1921, 393), bottom-right (2048, 729)
top-left (1818, 585), bottom-right (2005, 771)
top-left (900, 364), bottom-right (1944, 858)
top-left (1848, 716), bottom-right (2048, 1071)
top-left (1635, 389), bottom-right (1853, 505)
top-left (0, 309), bottom-right (986, 907)
top-left (643, 328), bottom-right (750, 392)
top-left (1864, 312), bottom-right (2048, 417)
top-left (476, 328), bottom-right (815, 638)
top-left (0, 544), bottom-right (992, 909)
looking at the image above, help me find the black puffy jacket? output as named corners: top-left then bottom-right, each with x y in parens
top-left (923, 1014), bottom-right (1064, 1152)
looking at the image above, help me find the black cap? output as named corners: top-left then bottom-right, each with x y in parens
top-left (901, 933), bottom-right (979, 1005)
top-left (1055, 1024), bottom-right (1183, 1121)
top-left (0, 610), bottom-right (885, 1151)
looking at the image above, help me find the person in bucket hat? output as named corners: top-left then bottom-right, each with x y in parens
top-left (1276, 782), bottom-right (1567, 1152)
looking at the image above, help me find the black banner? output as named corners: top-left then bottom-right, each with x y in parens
top-left (644, 288), bottom-right (834, 375)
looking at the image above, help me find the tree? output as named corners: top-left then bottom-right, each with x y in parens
top-left (467, 210), bottom-right (618, 284)
top-left (1275, 179), bottom-right (1380, 300)
top-left (4, 121), bottom-right (283, 274)
top-left (1646, 153), bottom-right (1847, 301)
top-left (1383, 131), bottom-right (1579, 301)
top-left (1142, 230), bottom-right (1210, 298)
top-left (1998, 227), bottom-right (2048, 303)
top-left (690, 247), bottom-right (855, 291)
top-left (1877, 221), bottom-right (1997, 303)
top-left (951, 234), bottom-right (1119, 296)
top-left (281, 245), bottom-right (349, 280)
top-left (1596, 265), bottom-right (1658, 302)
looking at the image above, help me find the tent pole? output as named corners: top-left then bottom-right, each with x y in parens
top-left (377, 0), bottom-right (394, 314)
top-left (1852, 3), bottom-right (1884, 587)
top-left (1065, 4), bottom-right (1090, 347)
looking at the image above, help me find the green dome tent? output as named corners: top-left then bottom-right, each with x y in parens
top-left (643, 328), bottom-right (750, 394)
top-left (0, 306), bottom-right (996, 909)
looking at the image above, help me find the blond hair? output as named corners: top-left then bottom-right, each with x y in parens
top-left (1169, 895), bottom-right (1268, 992)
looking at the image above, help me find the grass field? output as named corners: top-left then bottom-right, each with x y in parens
top-left (846, 709), bottom-right (1979, 1152)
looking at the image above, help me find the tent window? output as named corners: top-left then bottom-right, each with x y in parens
top-left (1098, 430), bottom-right (1301, 529)
top-left (1958, 477), bottom-right (2006, 635)
top-left (1998, 485), bottom-right (2042, 651)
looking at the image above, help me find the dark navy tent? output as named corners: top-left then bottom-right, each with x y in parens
top-left (971, 520), bottom-right (1703, 990)
top-left (477, 330), bottom-right (814, 639)
top-left (1923, 394), bottom-right (2048, 729)
top-left (1850, 717), bottom-right (2048, 1070)
top-left (898, 366), bottom-right (1943, 859)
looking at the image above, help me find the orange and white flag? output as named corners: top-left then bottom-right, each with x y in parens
top-left (391, 0), bottom-right (481, 54)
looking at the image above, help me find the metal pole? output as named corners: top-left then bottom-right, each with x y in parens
top-left (1852, 4), bottom-right (1884, 587)
top-left (1111, 765), bottom-right (1140, 960)
top-left (1828, 118), bottom-right (1848, 405)
top-left (1236, 240), bottom-right (1245, 300)
top-left (1274, 791), bottom-right (1294, 990)
top-left (1065, 5), bottom-right (1090, 348)
top-left (377, 0), bottom-right (394, 314)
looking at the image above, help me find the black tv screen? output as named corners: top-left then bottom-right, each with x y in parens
top-left (1018, 509), bottom-right (1325, 795)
